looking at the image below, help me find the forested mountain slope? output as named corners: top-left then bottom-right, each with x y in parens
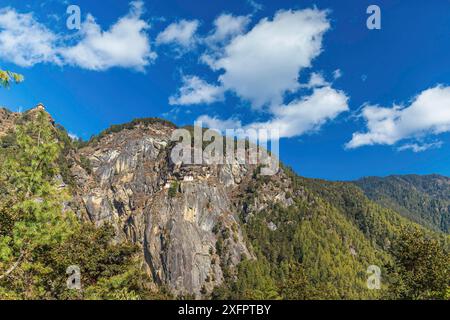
top-left (0, 106), bottom-right (448, 300)
top-left (355, 175), bottom-right (450, 233)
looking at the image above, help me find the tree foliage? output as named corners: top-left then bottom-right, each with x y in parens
top-left (0, 69), bottom-right (23, 88)
top-left (214, 166), bottom-right (448, 300)
top-left (0, 111), bottom-right (167, 300)
top-left (0, 110), bottom-right (76, 298)
top-left (356, 175), bottom-right (450, 233)
top-left (0, 109), bottom-right (448, 300)
top-left (386, 227), bottom-right (449, 300)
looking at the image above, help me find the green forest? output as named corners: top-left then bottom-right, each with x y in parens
top-left (0, 71), bottom-right (448, 299)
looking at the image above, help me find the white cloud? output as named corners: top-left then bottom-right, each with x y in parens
top-left (156, 19), bottom-right (199, 49)
top-left (0, 7), bottom-right (60, 67)
top-left (169, 75), bottom-right (224, 105)
top-left (302, 72), bottom-right (329, 89)
top-left (205, 14), bottom-right (250, 45)
top-left (200, 14), bottom-right (250, 70)
top-left (173, 8), bottom-right (349, 141)
top-left (346, 85), bottom-right (450, 150)
top-left (198, 86), bottom-right (348, 138)
top-left (197, 115), bottom-right (242, 131)
top-left (397, 141), bottom-right (443, 153)
top-left (247, 0), bottom-right (263, 13)
top-left (249, 86), bottom-right (348, 138)
top-left (60, 1), bottom-right (155, 71)
top-left (333, 69), bottom-right (342, 80)
top-left (0, 1), bottom-right (155, 71)
top-left (68, 132), bottom-right (79, 140)
top-left (174, 9), bottom-right (331, 109)
top-left (208, 9), bottom-right (331, 109)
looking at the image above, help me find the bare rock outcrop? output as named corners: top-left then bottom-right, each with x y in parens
top-left (70, 122), bottom-right (265, 297)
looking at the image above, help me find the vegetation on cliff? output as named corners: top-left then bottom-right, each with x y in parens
top-left (0, 110), bottom-right (167, 299)
top-left (0, 108), bottom-right (448, 300)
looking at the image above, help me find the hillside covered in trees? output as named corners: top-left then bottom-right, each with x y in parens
top-left (355, 175), bottom-right (450, 233)
top-left (0, 106), bottom-right (448, 300)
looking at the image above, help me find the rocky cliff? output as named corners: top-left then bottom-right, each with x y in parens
top-left (4, 106), bottom-right (445, 300)
top-left (0, 107), bottom-right (19, 137)
top-left (65, 117), bottom-right (293, 297)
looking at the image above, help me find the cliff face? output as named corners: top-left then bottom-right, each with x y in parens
top-left (0, 106), bottom-right (449, 299)
top-left (0, 107), bottom-right (20, 137)
top-left (7, 106), bottom-right (441, 299)
top-left (68, 121), bottom-right (293, 297)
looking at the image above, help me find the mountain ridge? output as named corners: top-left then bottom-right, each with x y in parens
top-left (354, 175), bottom-right (450, 233)
top-left (1, 104), bottom-right (448, 299)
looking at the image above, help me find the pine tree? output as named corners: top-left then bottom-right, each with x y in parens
top-left (0, 69), bottom-right (23, 88)
top-left (387, 227), bottom-right (449, 300)
top-left (279, 261), bottom-right (309, 300)
top-left (0, 110), bottom-right (77, 298)
top-left (0, 110), bottom-right (168, 300)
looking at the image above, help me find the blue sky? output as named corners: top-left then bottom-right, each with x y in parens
top-left (1, 0), bottom-right (450, 180)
